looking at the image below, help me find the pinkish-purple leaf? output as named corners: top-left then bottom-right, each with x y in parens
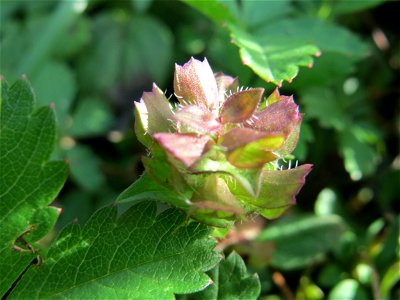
top-left (221, 128), bottom-right (284, 151)
top-left (174, 57), bottom-right (218, 110)
top-left (264, 88), bottom-right (292, 106)
top-left (174, 105), bottom-right (221, 133)
top-left (276, 117), bottom-right (303, 157)
top-left (249, 96), bottom-right (301, 136)
top-left (221, 128), bottom-right (285, 168)
top-left (228, 164), bottom-right (313, 219)
top-left (220, 88), bottom-right (264, 124)
top-left (135, 83), bottom-right (174, 135)
top-left (153, 133), bottom-right (210, 167)
top-left (214, 72), bottom-right (238, 108)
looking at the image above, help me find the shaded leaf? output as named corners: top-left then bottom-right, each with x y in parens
top-left (380, 261), bottom-right (400, 300)
top-left (256, 214), bottom-right (344, 269)
top-left (78, 14), bottom-right (172, 93)
top-left (329, 0), bottom-right (387, 15)
top-left (193, 252), bottom-right (261, 300)
top-left (0, 79), bottom-right (67, 296)
top-left (233, 0), bottom-right (292, 29)
top-left (301, 87), bottom-right (347, 130)
top-left (338, 128), bottom-right (379, 180)
top-left (10, 202), bottom-right (220, 299)
top-left (31, 60), bottom-right (76, 124)
top-left (66, 144), bottom-right (105, 192)
top-left (181, 0), bottom-right (237, 25)
top-left (117, 172), bottom-right (192, 210)
top-left (67, 97), bottom-right (114, 138)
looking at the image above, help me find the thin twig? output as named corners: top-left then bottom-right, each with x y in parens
top-left (272, 271), bottom-right (295, 300)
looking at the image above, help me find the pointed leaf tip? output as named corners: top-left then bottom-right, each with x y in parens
top-left (153, 133), bottom-right (210, 167)
top-left (222, 128), bottom-right (285, 168)
top-left (174, 57), bottom-right (218, 110)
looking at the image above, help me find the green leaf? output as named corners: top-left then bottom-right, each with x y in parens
top-left (301, 87), bottom-right (348, 130)
top-left (233, 0), bottom-right (292, 29)
top-left (193, 154), bottom-right (263, 197)
top-left (182, 0), bottom-right (237, 25)
top-left (193, 252), bottom-right (260, 300)
top-left (0, 79), bottom-right (68, 296)
top-left (57, 190), bottom-right (93, 228)
top-left (256, 215), bottom-right (345, 270)
top-left (229, 24), bottom-right (320, 85)
top-left (338, 129), bottom-right (379, 180)
top-left (253, 17), bottom-right (368, 59)
top-left (380, 261), bottom-right (400, 300)
top-left (329, 0), bottom-right (387, 16)
top-left (117, 172), bottom-right (192, 210)
top-left (10, 202), bottom-right (220, 299)
top-left (66, 144), bottom-right (105, 192)
top-left (328, 279), bottom-right (368, 300)
top-left (296, 276), bottom-right (324, 300)
top-left (131, 0), bottom-right (153, 13)
top-left (78, 14), bottom-right (173, 93)
top-left (16, 0), bottom-right (87, 76)
top-left (183, 0), bottom-right (320, 85)
top-left (31, 60), bottom-right (76, 124)
top-left (66, 97), bottom-right (114, 138)
top-left (228, 165), bottom-right (312, 219)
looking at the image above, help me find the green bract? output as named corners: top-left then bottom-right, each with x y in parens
top-left (131, 58), bottom-right (311, 226)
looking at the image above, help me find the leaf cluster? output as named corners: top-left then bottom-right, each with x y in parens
top-left (1, 0), bottom-right (398, 299)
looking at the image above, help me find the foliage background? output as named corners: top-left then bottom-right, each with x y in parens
top-left (1, 0), bottom-right (398, 299)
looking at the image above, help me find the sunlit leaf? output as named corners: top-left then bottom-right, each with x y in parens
top-left (174, 57), bottom-right (218, 110)
top-left (174, 105), bottom-right (220, 133)
top-left (220, 88), bottom-right (264, 124)
top-left (222, 128), bottom-right (285, 168)
top-left (10, 202), bottom-right (221, 299)
top-left (153, 133), bottom-right (211, 167)
top-left (229, 165), bottom-right (312, 219)
top-left (0, 79), bottom-right (67, 296)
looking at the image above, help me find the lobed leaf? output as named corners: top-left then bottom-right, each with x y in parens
top-left (193, 252), bottom-right (261, 300)
top-left (0, 78), bottom-right (68, 296)
top-left (10, 202), bottom-right (221, 299)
